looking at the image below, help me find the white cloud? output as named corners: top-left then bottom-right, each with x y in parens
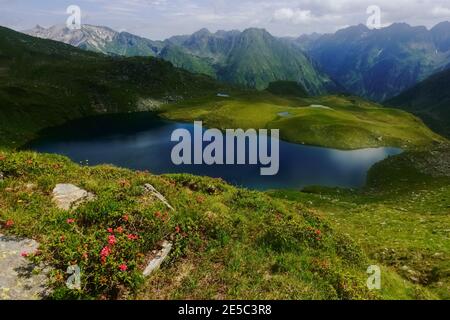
top-left (273, 8), bottom-right (315, 24)
top-left (431, 6), bottom-right (450, 17)
top-left (2, 0), bottom-right (450, 39)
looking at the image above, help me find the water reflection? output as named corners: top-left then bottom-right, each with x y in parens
top-left (26, 113), bottom-right (402, 190)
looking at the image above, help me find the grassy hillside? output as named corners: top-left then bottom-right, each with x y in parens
top-left (0, 26), bottom-right (227, 147)
top-left (0, 148), bottom-right (393, 300)
top-left (269, 145), bottom-right (450, 299)
top-left (387, 68), bottom-right (450, 138)
top-left (162, 92), bottom-right (445, 150)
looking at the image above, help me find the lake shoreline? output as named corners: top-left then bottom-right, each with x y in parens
top-left (25, 112), bottom-right (403, 190)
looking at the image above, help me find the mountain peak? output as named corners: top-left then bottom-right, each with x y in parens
top-left (334, 24), bottom-right (369, 38)
top-left (242, 27), bottom-right (269, 34)
top-left (385, 22), bottom-right (412, 31)
top-left (431, 21), bottom-right (450, 31)
top-left (240, 28), bottom-right (272, 40)
top-left (192, 28), bottom-right (211, 36)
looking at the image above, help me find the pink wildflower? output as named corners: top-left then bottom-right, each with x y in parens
top-left (119, 264), bottom-right (128, 272)
top-left (108, 235), bottom-right (117, 245)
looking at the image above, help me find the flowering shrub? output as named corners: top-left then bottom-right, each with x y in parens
top-left (33, 204), bottom-right (181, 299)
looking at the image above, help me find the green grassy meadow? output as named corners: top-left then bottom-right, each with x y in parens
top-left (0, 149), bottom-right (387, 299)
top-left (269, 145), bottom-right (450, 299)
top-left (162, 93), bottom-right (445, 150)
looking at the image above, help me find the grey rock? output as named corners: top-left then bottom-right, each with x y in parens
top-left (0, 234), bottom-right (50, 300)
top-left (52, 184), bottom-right (95, 211)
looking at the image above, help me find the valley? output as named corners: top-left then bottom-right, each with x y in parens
top-left (0, 19), bottom-right (449, 301)
top-left (24, 21), bottom-right (450, 141)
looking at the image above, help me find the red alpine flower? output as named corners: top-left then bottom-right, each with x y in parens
top-left (127, 234), bottom-right (138, 240)
top-left (119, 264), bottom-right (128, 271)
top-left (108, 235), bottom-right (117, 245)
top-left (100, 246), bottom-right (111, 258)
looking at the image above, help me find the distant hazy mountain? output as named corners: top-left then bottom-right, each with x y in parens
top-left (25, 24), bottom-right (164, 57)
top-left (387, 68), bottom-right (450, 137)
top-left (298, 22), bottom-right (450, 101)
top-left (24, 25), bottom-right (339, 95)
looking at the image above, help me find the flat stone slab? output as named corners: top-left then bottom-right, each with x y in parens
top-left (0, 234), bottom-right (49, 300)
top-left (52, 184), bottom-right (95, 211)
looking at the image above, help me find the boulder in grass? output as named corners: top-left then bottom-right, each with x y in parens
top-left (52, 184), bottom-right (95, 211)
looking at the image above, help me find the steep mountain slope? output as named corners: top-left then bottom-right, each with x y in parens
top-left (300, 22), bottom-right (450, 101)
top-left (387, 68), bottom-right (450, 137)
top-left (24, 25), bottom-right (339, 95)
top-left (0, 26), bottom-right (226, 147)
top-left (265, 81), bottom-right (309, 98)
top-left (158, 44), bottom-right (216, 77)
top-left (167, 28), bottom-right (340, 94)
top-left (431, 21), bottom-right (450, 52)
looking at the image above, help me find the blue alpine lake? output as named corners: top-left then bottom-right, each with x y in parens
top-left (25, 113), bottom-right (402, 190)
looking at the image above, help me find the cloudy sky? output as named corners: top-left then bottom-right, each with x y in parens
top-left (1, 0), bottom-right (449, 39)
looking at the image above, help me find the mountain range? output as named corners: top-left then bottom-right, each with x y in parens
top-left (21, 22), bottom-right (450, 137)
top-left (25, 25), bottom-right (339, 95)
top-left (298, 22), bottom-right (450, 101)
top-left (25, 22), bottom-right (450, 101)
top-left (26, 24), bottom-right (164, 57)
